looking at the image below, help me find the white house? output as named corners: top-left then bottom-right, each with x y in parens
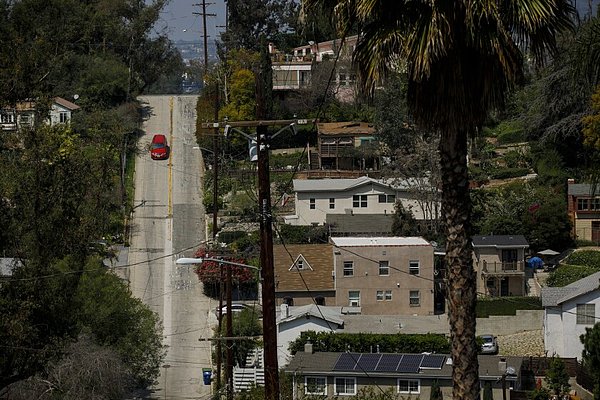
top-left (277, 304), bottom-right (344, 367)
top-left (541, 271), bottom-right (600, 358)
top-left (284, 176), bottom-right (437, 226)
top-left (49, 97), bottom-right (80, 126)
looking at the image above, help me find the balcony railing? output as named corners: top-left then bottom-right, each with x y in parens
top-left (481, 261), bottom-right (525, 274)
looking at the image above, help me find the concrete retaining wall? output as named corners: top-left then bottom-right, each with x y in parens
top-left (476, 310), bottom-right (543, 335)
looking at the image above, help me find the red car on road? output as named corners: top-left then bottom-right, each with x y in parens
top-left (150, 134), bottom-right (169, 160)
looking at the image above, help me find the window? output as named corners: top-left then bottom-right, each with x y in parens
top-left (348, 291), bottom-right (360, 307)
top-left (343, 261), bottom-right (354, 277)
top-left (0, 113), bottom-right (15, 123)
top-left (385, 290), bottom-right (392, 300)
top-left (592, 198), bottom-right (600, 210)
top-left (335, 377), bottom-right (356, 395)
top-left (379, 261), bottom-right (390, 276)
top-left (377, 290), bottom-right (384, 301)
top-left (578, 198), bottom-right (589, 211)
top-left (577, 304), bottom-right (595, 325)
top-left (305, 376), bottom-right (327, 395)
top-left (409, 261), bottom-right (420, 275)
top-left (378, 194), bottom-right (396, 203)
top-left (352, 195), bottom-right (367, 208)
top-left (377, 290), bottom-right (393, 301)
top-left (296, 259), bottom-right (304, 270)
top-left (410, 290), bottom-right (420, 306)
top-left (315, 296), bottom-right (325, 306)
top-left (329, 198), bottom-right (335, 209)
top-left (309, 198), bottom-right (316, 209)
top-left (59, 112), bottom-right (68, 123)
top-left (398, 379), bottom-right (420, 394)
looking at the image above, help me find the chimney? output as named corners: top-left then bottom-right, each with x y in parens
top-left (304, 341), bottom-right (314, 354)
top-left (280, 303), bottom-right (289, 318)
top-left (498, 357), bottom-right (507, 374)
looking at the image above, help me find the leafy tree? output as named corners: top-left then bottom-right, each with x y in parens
top-left (528, 387), bottom-right (551, 400)
top-left (583, 86), bottom-right (600, 150)
top-left (482, 381), bottom-right (493, 400)
top-left (545, 356), bottom-right (571, 395)
top-left (75, 266), bottom-right (165, 386)
top-left (220, 69), bottom-right (257, 121)
top-left (391, 202), bottom-right (419, 237)
top-left (431, 379), bottom-right (444, 400)
top-left (581, 322), bottom-right (600, 399)
top-left (3, 335), bottom-right (135, 400)
top-left (300, 2), bottom-right (575, 400)
top-left (224, 0), bottom-right (299, 52)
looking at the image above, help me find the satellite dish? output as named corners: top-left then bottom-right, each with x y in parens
top-left (73, 94), bottom-right (79, 100)
top-left (506, 366), bottom-right (516, 375)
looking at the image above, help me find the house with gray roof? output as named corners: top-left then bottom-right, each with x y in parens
top-left (284, 348), bottom-right (523, 399)
top-left (283, 176), bottom-right (438, 227)
top-left (567, 178), bottom-right (600, 242)
top-left (541, 271), bottom-right (600, 358)
top-left (472, 235), bottom-right (530, 297)
top-left (277, 304), bottom-right (345, 367)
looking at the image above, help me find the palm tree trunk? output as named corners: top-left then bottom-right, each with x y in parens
top-left (439, 129), bottom-right (479, 400)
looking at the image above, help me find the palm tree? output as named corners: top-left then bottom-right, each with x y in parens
top-left (301, 1), bottom-right (574, 399)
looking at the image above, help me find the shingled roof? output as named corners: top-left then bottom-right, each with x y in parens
top-left (542, 270), bottom-right (600, 307)
top-left (273, 243), bottom-right (334, 292)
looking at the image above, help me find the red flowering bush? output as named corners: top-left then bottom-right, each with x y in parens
top-left (193, 248), bottom-right (256, 286)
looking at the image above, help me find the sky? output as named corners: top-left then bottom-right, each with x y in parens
top-left (155, 0), bottom-right (227, 43)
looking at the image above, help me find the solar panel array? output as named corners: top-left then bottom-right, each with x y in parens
top-left (333, 353), bottom-right (446, 373)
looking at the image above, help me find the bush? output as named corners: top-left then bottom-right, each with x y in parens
top-left (494, 120), bottom-right (526, 144)
top-left (489, 167), bottom-right (530, 179)
top-left (288, 331), bottom-right (450, 354)
top-left (547, 264), bottom-right (598, 287)
top-left (476, 296), bottom-right (542, 318)
top-left (218, 230), bottom-right (248, 244)
top-left (566, 250), bottom-right (600, 269)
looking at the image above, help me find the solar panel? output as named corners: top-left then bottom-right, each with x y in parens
top-left (355, 353), bottom-right (382, 371)
top-left (333, 353), bottom-right (359, 371)
top-left (375, 354), bottom-right (402, 372)
top-left (420, 354), bottom-right (446, 369)
top-left (396, 354), bottom-right (424, 373)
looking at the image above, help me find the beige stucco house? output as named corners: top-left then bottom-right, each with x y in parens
top-left (472, 235), bottom-right (529, 297)
top-left (331, 236), bottom-right (435, 315)
top-left (567, 178), bottom-right (600, 243)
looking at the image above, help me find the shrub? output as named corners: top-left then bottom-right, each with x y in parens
top-left (547, 264), bottom-right (598, 287)
top-left (218, 230), bottom-right (247, 244)
top-left (288, 331), bottom-right (450, 354)
top-left (567, 250), bottom-right (600, 269)
top-left (489, 167), bottom-right (530, 179)
top-left (476, 296), bottom-right (542, 318)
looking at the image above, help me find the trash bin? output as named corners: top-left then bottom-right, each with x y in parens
top-left (202, 369), bottom-right (212, 385)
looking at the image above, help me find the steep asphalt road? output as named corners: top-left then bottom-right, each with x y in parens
top-left (128, 95), bottom-right (216, 399)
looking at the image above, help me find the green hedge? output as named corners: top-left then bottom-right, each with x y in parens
top-left (288, 331), bottom-right (450, 355)
top-left (566, 250), bottom-right (600, 269)
top-left (476, 297), bottom-right (542, 318)
top-left (488, 167), bottom-right (530, 180)
top-left (547, 264), bottom-right (599, 287)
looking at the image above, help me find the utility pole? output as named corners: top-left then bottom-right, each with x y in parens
top-left (226, 264), bottom-right (234, 400)
top-left (193, 0), bottom-right (216, 70)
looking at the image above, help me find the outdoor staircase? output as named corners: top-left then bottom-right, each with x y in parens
top-left (233, 349), bottom-right (265, 392)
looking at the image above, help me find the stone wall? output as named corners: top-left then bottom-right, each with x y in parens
top-left (476, 310), bottom-right (543, 335)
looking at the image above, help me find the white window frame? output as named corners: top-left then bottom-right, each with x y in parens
top-left (385, 290), bottom-right (392, 301)
top-left (349, 291), bottom-right (360, 307)
top-left (409, 260), bottom-right (420, 275)
top-left (410, 290), bottom-right (420, 306)
top-left (379, 261), bottom-right (390, 276)
top-left (309, 198), bottom-right (316, 209)
top-left (376, 290), bottom-right (384, 301)
top-left (352, 195), bottom-right (367, 208)
top-left (398, 379), bottom-right (420, 394)
top-left (335, 377), bottom-right (356, 395)
top-left (305, 376), bottom-right (327, 395)
top-left (343, 261), bottom-right (354, 277)
top-left (59, 111), bottom-right (69, 123)
top-left (577, 304), bottom-right (595, 325)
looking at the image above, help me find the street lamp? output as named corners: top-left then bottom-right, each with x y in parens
top-left (176, 257), bottom-right (261, 400)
